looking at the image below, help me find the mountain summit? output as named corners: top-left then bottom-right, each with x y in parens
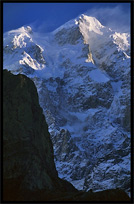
top-left (3, 14), bottom-right (131, 196)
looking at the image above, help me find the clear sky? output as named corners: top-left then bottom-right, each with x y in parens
top-left (3, 2), bottom-right (131, 33)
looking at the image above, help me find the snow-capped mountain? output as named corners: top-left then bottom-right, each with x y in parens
top-left (3, 14), bottom-right (131, 195)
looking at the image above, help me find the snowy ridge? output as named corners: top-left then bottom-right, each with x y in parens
top-left (3, 26), bottom-right (45, 73)
top-left (52, 18), bottom-right (78, 34)
top-left (112, 32), bottom-right (130, 51)
top-left (3, 14), bottom-right (130, 196)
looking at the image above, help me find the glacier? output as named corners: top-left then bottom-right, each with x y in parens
top-left (3, 14), bottom-right (131, 196)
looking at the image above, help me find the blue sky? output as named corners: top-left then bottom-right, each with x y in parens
top-left (3, 3), bottom-right (130, 33)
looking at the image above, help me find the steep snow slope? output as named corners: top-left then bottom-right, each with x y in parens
top-left (3, 15), bottom-right (131, 196)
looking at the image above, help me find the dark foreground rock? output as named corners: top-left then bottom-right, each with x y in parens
top-left (3, 70), bottom-right (130, 202)
top-left (3, 179), bottom-right (130, 202)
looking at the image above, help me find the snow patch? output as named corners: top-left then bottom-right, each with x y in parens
top-left (89, 69), bottom-right (109, 83)
top-left (19, 51), bottom-right (45, 70)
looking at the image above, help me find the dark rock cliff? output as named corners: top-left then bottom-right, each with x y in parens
top-left (3, 70), bottom-right (76, 201)
top-left (3, 70), bottom-right (130, 202)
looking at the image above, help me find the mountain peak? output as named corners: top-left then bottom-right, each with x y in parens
top-left (53, 14), bottom-right (104, 35)
top-left (8, 26), bottom-right (32, 35)
top-left (78, 14), bottom-right (105, 36)
top-left (81, 15), bottom-right (104, 27)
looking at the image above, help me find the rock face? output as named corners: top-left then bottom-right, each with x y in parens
top-left (3, 70), bottom-right (77, 201)
top-left (3, 14), bottom-right (131, 197)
